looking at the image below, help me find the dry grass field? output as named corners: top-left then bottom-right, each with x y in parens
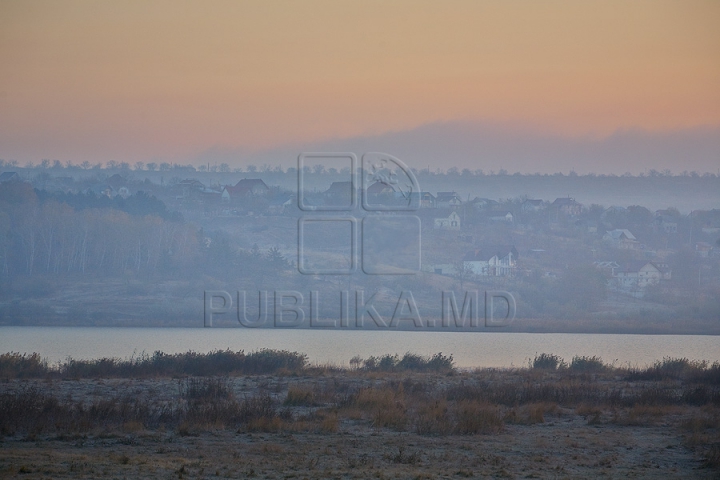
top-left (1, 351), bottom-right (719, 478)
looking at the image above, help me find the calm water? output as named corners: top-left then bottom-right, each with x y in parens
top-left (1, 327), bottom-right (719, 368)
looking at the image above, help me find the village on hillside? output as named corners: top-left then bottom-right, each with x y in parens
top-left (0, 163), bottom-right (719, 330)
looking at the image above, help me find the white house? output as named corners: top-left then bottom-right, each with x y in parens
top-left (613, 261), bottom-right (670, 290)
top-left (436, 192), bottom-right (462, 209)
top-left (489, 211), bottom-right (514, 223)
top-left (603, 229), bottom-right (639, 249)
top-left (434, 211), bottom-right (461, 230)
top-left (463, 245), bottom-right (518, 277)
top-left (521, 199), bottom-right (544, 212)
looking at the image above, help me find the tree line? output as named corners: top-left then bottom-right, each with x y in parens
top-left (0, 182), bottom-right (197, 279)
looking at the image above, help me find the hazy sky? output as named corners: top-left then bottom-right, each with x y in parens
top-left (1, 0), bottom-right (719, 171)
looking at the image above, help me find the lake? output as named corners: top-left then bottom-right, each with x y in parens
top-left (1, 327), bottom-right (719, 368)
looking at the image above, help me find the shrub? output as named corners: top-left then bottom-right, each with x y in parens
top-left (361, 353), bottom-right (455, 373)
top-left (569, 356), bottom-right (606, 372)
top-left (179, 377), bottom-right (233, 401)
top-left (532, 353), bottom-right (566, 370)
top-left (413, 399), bottom-right (451, 435)
top-left (452, 400), bottom-right (503, 434)
top-left (627, 357), bottom-right (707, 381)
top-left (0, 352), bottom-right (48, 378)
top-left (284, 386), bottom-right (316, 406)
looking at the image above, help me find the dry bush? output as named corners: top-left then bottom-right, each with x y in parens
top-left (576, 404), bottom-right (603, 424)
top-left (179, 377), bottom-right (233, 401)
top-left (569, 356), bottom-right (606, 373)
top-left (284, 385), bottom-right (316, 406)
top-left (611, 405), bottom-right (677, 426)
top-left (359, 353), bottom-right (454, 373)
top-left (504, 403), bottom-right (557, 425)
top-left (413, 399), bottom-right (451, 436)
top-left (532, 353), bottom-right (566, 370)
top-left (320, 411), bottom-right (339, 433)
top-left (453, 400), bottom-right (503, 434)
top-left (352, 386), bottom-right (407, 430)
top-left (0, 353), bottom-right (48, 378)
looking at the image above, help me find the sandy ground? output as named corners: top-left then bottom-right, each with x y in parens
top-left (0, 373), bottom-right (718, 479)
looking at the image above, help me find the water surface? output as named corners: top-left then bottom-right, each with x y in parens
top-left (1, 327), bottom-right (718, 368)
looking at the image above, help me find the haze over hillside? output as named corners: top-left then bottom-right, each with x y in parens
top-left (189, 122), bottom-right (720, 176)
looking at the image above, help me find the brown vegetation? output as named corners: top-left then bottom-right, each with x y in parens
top-left (1, 351), bottom-right (719, 476)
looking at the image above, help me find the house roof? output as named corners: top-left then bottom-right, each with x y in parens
top-left (325, 181), bottom-right (353, 195)
top-left (0, 172), bottom-right (20, 182)
top-left (234, 178), bottom-right (268, 189)
top-left (654, 263), bottom-right (672, 274)
top-left (436, 192), bottom-right (460, 200)
top-left (179, 179), bottom-right (205, 187)
top-left (106, 174), bottom-right (127, 188)
top-left (225, 178), bottom-right (269, 196)
top-left (656, 215), bottom-right (678, 224)
top-left (617, 261), bottom-right (660, 274)
top-left (594, 261), bottom-right (620, 269)
top-left (367, 181), bottom-right (395, 194)
top-left (605, 229), bottom-right (637, 240)
top-left (463, 245), bottom-right (518, 262)
top-left (489, 211), bottom-right (513, 218)
top-left (471, 197), bottom-right (497, 204)
top-left (552, 197), bottom-right (579, 206)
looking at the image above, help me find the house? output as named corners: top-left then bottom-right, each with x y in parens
top-left (434, 211), bottom-right (461, 230)
top-left (366, 180), bottom-right (395, 195)
top-left (406, 191), bottom-right (436, 208)
top-left (86, 184), bottom-right (115, 198)
top-left (469, 197), bottom-right (498, 210)
top-left (117, 186), bottom-right (131, 199)
top-left (551, 197), bottom-right (582, 216)
top-left (324, 181), bottom-right (354, 205)
top-left (267, 195), bottom-right (293, 215)
top-left (613, 261), bottom-right (670, 290)
top-left (106, 174), bottom-right (127, 189)
top-left (654, 263), bottom-right (672, 280)
top-left (701, 224), bottom-right (720, 235)
top-left (0, 172), bottom-right (20, 183)
top-left (436, 192), bottom-right (462, 209)
top-left (488, 211), bottom-right (514, 223)
top-left (696, 242), bottom-right (713, 258)
top-left (521, 199), bottom-right (544, 213)
top-left (603, 229), bottom-right (639, 249)
top-left (463, 245), bottom-right (518, 277)
top-left (221, 179), bottom-right (269, 202)
top-left (488, 210), bottom-right (514, 223)
top-left (594, 261), bottom-right (620, 276)
top-left (178, 179), bottom-right (205, 196)
top-left (422, 264), bottom-right (456, 276)
top-left (325, 181), bottom-right (353, 196)
top-left (654, 215), bottom-right (678, 234)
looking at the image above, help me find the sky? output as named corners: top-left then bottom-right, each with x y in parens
top-left (1, 0), bottom-right (719, 173)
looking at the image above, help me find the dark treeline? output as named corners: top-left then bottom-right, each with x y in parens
top-left (0, 182), bottom-right (291, 284)
top-left (34, 189), bottom-right (181, 221)
top-left (2, 158), bottom-right (719, 177)
top-left (0, 182), bottom-right (197, 278)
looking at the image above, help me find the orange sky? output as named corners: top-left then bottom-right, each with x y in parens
top-left (0, 0), bottom-right (718, 163)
